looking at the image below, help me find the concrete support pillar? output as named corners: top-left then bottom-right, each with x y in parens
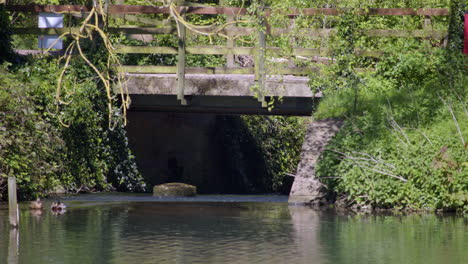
top-left (289, 119), bottom-right (343, 205)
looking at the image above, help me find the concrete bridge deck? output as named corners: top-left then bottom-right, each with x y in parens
top-left (125, 73), bottom-right (320, 115)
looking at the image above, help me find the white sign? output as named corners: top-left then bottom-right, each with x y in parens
top-left (39, 36), bottom-right (63, 50)
top-left (38, 12), bottom-right (63, 28)
top-left (38, 13), bottom-right (63, 50)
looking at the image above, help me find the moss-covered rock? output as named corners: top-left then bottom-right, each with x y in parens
top-left (153, 183), bottom-right (197, 197)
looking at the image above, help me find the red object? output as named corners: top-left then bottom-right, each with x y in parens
top-left (464, 13), bottom-right (468, 54)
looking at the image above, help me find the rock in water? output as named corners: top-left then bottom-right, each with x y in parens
top-left (153, 183), bottom-right (197, 197)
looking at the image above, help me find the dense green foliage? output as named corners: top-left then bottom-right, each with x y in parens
top-left (241, 116), bottom-right (307, 193)
top-left (312, 1), bottom-right (467, 212)
top-left (0, 37), bottom-right (145, 200)
top-left (207, 115), bottom-right (305, 194)
top-left (0, 56), bottom-right (146, 200)
top-left (0, 1), bottom-right (147, 200)
top-left (0, 64), bottom-right (65, 199)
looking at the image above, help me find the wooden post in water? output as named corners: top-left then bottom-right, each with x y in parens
top-left (8, 176), bottom-right (19, 227)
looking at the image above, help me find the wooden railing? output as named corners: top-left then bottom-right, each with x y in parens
top-left (6, 4), bottom-right (450, 68)
top-left (6, 5), bottom-right (449, 16)
top-left (6, 4), bottom-right (450, 105)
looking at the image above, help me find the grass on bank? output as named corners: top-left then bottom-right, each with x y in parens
top-left (314, 48), bottom-right (467, 212)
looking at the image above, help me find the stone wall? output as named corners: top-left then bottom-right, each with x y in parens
top-left (289, 119), bottom-right (343, 205)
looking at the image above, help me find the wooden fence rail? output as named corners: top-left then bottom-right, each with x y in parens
top-left (6, 5), bottom-right (449, 16)
top-left (113, 46), bottom-right (384, 58)
top-left (11, 27), bottom-right (448, 40)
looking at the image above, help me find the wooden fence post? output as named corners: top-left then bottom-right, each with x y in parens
top-left (255, 3), bottom-right (267, 107)
top-left (115, 0), bottom-right (124, 19)
top-left (8, 176), bottom-right (19, 227)
top-left (220, 0), bottom-right (236, 67)
top-left (176, 8), bottom-right (187, 105)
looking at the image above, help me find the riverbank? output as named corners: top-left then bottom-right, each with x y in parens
top-left (3, 192), bottom-right (462, 215)
top-left (312, 44), bottom-right (467, 213)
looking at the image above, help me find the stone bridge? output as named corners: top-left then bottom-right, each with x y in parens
top-left (123, 72), bottom-right (340, 205)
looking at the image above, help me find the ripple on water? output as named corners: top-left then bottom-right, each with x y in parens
top-left (56, 193), bottom-right (290, 203)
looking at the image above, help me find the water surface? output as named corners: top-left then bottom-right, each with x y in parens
top-left (0, 194), bottom-right (466, 264)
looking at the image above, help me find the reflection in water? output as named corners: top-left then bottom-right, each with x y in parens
top-left (111, 203), bottom-right (300, 264)
top-left (288, 206), bottom-right (324, 264)
top-left (0, 197), bottom-right (466, 264)
top-left (8, 228), bottom-right (19, 264)
top-left (29, 209), bottom-right (43, 218)
top-left (320, 213), bottom-right (468, 264)
top-left (50, 209), bottom-right (67, 216)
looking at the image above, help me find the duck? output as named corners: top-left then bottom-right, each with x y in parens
top-left (29, 198), bottom-right (43, 210)
top-left (51, 201), bottom-right (67, 212)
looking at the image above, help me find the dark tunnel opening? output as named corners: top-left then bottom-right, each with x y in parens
top-left (125, 111), bottom-right (299, 195)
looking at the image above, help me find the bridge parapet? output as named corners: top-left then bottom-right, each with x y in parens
top-left (122, 73), bottom-right (318, 115)
top-left (125, 73), bottom-right (315, 97)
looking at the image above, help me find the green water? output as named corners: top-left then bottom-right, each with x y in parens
top-left (0, 195), bottom-right (466, 264)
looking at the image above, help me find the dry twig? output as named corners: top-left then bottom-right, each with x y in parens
top-left (327, 149), bottom-right (407, 182)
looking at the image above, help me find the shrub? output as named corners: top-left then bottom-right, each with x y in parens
top-left (0, 64), bottom-right (65, 200)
